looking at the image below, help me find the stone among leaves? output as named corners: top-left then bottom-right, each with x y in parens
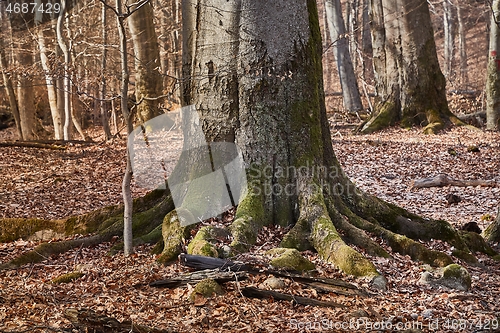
top-left (418, 264), bottom-right (471, 291)
top-left (188, 278), bottom-right (224, 302)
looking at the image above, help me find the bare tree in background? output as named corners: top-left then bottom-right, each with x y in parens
top-left (362, 0), bottom-right (461, 134)
top-left (128, 0), bottom-right (163, 123)
top-left (325, 0), bottom-right (363, 113)
top-left (486, 0), bottom-right (500, 130)
top-left (443, 0), bottom-right (455, 79)
top-left (36, 0), bottom-right (63, 140)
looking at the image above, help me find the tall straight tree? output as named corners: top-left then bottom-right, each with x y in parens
top-left (486, 0), bottom-right (500, 131)
top-left (35, 0), bottom-right (63, 140)
top-left (155, 0), bottom-right (485, 281)
top-left (324, 0), bottom-right (363, 113)
top-left (362, 0), bottom-right (462, 134)
top-left (0, 6), bottom-right (22, 138)
top-left (128, 0), bottom-right (163, 124)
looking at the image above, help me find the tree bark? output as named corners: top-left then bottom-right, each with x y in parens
top-left (56, 0), bottom-right (72, 140)
top-left (16, 40), bottom-right (37, 140)
top-left (455, 0), bottom-right (468, 86)
top-left (0, 35), bottom-right (22, 139)
top-left (35, 0), bottom-right (63, 140)
top-left (324, 0), bottom-right (364, 113)
top-left (443, 0), bottom-right (455, 79)
top-left (162, 0), bottom-right (486, 280)
top-left (128, 1), bottom-right (163, 124)
top-left (486, 0), bottom-right (500, 131)
top-left (115, 0), bottom-right (134, 256)
top-left (100, 1), bottom-right (112, 140)
top-left (362, 0), bottom-right (461, 134)
top-left (484, 206), bottom-right (500, 242)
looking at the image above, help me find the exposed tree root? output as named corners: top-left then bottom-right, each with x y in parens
top-left (0, 190), bottom-right (172, 270)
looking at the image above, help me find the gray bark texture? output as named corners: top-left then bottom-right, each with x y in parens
top-left (443, 0), bottom-right (455, 79)
top-left (324, 0), bottom-right (363, 113)
top-left (159, 0), bottom-right (487, 280)
top-left (128, 1), bottom-right (163, 123)
top-left (486, 0), bottom-right (500, 131)
top-left (362, 0), bottom-right (460, 134)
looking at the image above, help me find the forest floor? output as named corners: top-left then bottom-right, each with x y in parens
top-left (0, 122), bottom-right (499, 332)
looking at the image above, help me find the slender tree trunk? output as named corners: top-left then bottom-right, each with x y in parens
top-left (443, 0), bottom-right (455, 80)
top-left (56, 0), bottom-right (72, 140)
top-left (361, 0), bottom-right (372, 55)
top-left (362, 0), bottom-right (461, 134)
top-left (115, 0), bottom-right (134, 256)
top-left (128, 1), bottom-right (163, 124)
top-left (324, 0), bottom-right (363, 113)
top-left (0, 36), bottom-right (22, 139)
top-left (455, 0), bottom-right (468, 86)
top-left (35, 0), bottom-right (63, 140)
top-left (16, 39), bottom-right (38, 140)
top-left (486, 0), bottom-right (500, 131)
top-left (100, 1), bottom-right (112, 140)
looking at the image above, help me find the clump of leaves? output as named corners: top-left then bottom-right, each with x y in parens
top-left (481, 214), bottom-right (494, 221)
top-left (51, 272), bottom-right (84, 284)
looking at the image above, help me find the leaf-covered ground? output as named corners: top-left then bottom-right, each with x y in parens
top-left (0, 125), bottom-right (499, 332)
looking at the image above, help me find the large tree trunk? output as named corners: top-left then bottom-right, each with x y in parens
top-left (484, 206), bottom-right (500, 242)
top-left (486, 0), bottom-right (500, 131)
top-left (155, 0), bottom-right (486, 281)
top-left (324, 0), bottom-right (363, 113)
top-left (128, 1), bottom-right (163, 124)
top-left (362, 0), bottom-right (462, 134)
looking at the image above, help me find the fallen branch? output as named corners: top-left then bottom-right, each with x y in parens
top-left (411, 174), bottom-right (498, 189)
top-left (64, 308), bottom-right (169, 333)
top-left (178, 254), bottom-right (366, 296)
top-left (0, 141), bottom-right (66, 150)
top-left (241, 287), bottom-right (347, 308)
top-left (149, 268), bottom-right (248, 288)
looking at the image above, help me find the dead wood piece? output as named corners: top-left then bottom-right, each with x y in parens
top-left (149, 268), bottom-right (248, 288)
top-left (0, 141), bottom-right (66, 150)
top-left (64, 308), bottom-right (173, 333)
top-left (179, 253), bottom-right (252, 272)
top-left (412, 174), bottom-right (498, 189)
top-left (241, 287), bottom-right (347, 308)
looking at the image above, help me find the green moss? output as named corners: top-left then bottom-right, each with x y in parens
top-left (280, 218), bottom-right (313, 251)
top-left (362, 101), bottom-right (397, 134)
top-left (441, 264), bottom-right (471, 290)
top-left (0, 218), bottom-right (65, 243)
top-left (451, 249), bottom-right (478, 264)
top-left (51, 272), bottom-right (84, 284)
top-left (333, 244), bottom-right (379, 277)
top-left (157, 209), bottom-right (194, 264)
top-left (187, 227), bottom-right (220, 258)
top-left (388, 233), bottom-right (452, 267)
top-left (311, 215), bottom-right (379, 277)
top-left (188, 278), bottom-right (224, 302)
top-left (459, 231), bottom-right (497, 256)
top-left (266, 248), bottom-right (315, 272)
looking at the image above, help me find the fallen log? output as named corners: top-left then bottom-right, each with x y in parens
top-left (241, 287), bottom-right (347, 308)
top-left (178, 254), bottom-right (366, 296)
top-left (0, 141), bottom-right (66, 150)
top-left (411, 174), bottom-right (498, 189)
top-left (149, 268), bottom-right (248, 288)
top-left (64, 308), bottom-right (171, 333)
